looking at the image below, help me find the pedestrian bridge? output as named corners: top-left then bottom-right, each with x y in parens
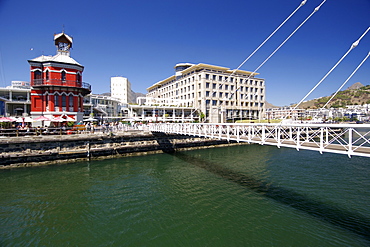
top-left (149, 123), bottom-right (370, 158)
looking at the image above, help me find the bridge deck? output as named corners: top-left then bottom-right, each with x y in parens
top-left (150, 123), bottom-right (370, 158)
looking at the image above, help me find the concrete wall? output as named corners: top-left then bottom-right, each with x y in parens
top-left (0, 131), bottom-right (241, 169)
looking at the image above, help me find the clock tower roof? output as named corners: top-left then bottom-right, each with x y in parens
top-left (54, 32), bottom-right (73, 48)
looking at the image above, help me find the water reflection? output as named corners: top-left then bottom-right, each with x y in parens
top-left (173, 150), bottom-right (370, 242)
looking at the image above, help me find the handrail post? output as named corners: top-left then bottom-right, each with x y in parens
top-left (227, 125), bottom-right (230, 141)
top-left (238, 125), bottom-right (240, 142)
top-left (320, 127), bottom-right (324, 154)
top-left (296, 126), bottom-right (300, 151)
top-left (348, 127), bottom-right (353, 158)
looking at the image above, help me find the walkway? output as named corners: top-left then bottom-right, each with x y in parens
top-left (149, 123), bottom-right (370, 158)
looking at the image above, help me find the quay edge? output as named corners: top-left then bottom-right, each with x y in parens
top-left (0, 131), bottom-right (246, 169)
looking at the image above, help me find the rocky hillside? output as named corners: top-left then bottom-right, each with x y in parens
top-left (297, 83), bottom-right (370, 109)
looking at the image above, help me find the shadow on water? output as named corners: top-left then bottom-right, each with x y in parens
top-left (152, 132), bottom-right (176, 153)
top-left (172, 151), bottom-right (370, 242)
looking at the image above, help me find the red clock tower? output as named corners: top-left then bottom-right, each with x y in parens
top-left (28, 32), bottom-right (91, 122)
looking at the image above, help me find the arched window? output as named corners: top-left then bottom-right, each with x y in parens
top-left (69, 95), bottom-right (74, 107)
top-left (76, 73), bottom-right (81, 83)
top-left (34, 70), bottom-right (42, 80)
top-left (55, 95), bottom-right (59, 107)
top-left (45, 70), bottom-right (49, 81)
top-left (62, 95), bottom-right (66, 107)
top-left (61, 71), bottom-right (66, 81)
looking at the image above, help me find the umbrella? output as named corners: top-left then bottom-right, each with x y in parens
top-left (84, 117), bottom-right (98, 122)
top-left (0, 117), bottom-right (12, 122)
top-left (65, 116), bottom-right (76, 122)
top-left (16, 117), bottom-right (34, 123)
top-left (34, 116), bottom-right (51, 121)
top-left (51, 116), bottom-right (65, 122)
top-left (0, 117), bottom-right (17, 122)
top-left (23, 117), bottom-right (34, 123)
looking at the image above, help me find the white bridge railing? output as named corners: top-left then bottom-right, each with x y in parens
top-left (149, 123), bottom-right (370, 158)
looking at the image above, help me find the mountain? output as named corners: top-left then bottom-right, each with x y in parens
top-left (296, 82), bottom-right (370, 109)
top-left (347, 82), bottom-right (364, 90)
top-left (265, 101), bottom-right (279, 108)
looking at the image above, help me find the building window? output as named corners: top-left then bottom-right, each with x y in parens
top-left (55, 95), bottom-right (59, 107)
top-left (77, 73), bottom-right (81, 83)
top-left (45, 70), bottom-right (49, 81)
top-left (205, 74), bottom-right (209, 79)
top-left (62, 95), bottom-right (66, 107)
top-left (206, 83), bottom-right (210, 88)
top-left (61, 71), bottom-right (66, 81)
top-left (69, 95), bottom-right (74, 107)
top-left (212, 100), bottom-right (217, 106)
top-left (34, 70), bottom-right (42, 80)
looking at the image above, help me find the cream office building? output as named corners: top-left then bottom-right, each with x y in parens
top-left (147, 63), bottom-right (266, 123)
top-left (110, 76), bottom-right (135, 104)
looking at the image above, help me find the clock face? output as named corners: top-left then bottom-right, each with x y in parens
top-left (58, 42), bottom-right (69, 51)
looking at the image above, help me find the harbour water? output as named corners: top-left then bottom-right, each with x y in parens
top-left (1, 144), bottom-right (369, 246)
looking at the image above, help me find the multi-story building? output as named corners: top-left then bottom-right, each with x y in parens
top-left (110, 76), bottom-right (135, 104)
top-left (0, 81), bottom-right (31, 117)
top-left (83, 94), bottom-right (121, 121)
top-left (28, 32), bottom-right (91, 122)
top-left (265, 107), bottom-right (306, 121)
top-left (146, 63), bottom-right (265, 123)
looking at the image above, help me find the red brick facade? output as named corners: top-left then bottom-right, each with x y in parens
top-left (28, 32), bottom-right (91, 122)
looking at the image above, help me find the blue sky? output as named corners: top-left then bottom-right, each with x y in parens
top-left (0, 0), bottom-right (369, 106)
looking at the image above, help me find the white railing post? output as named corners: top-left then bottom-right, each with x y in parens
top-left (296, 127), bottom-right (301, 151)
top-left (261, 125), bottom-right (265, 145)
top-left (237, 125), bottom-right (240, 143)
top-left (219, 124), bottom-right (222, 140)
top-left (348, 127), bottom-right (353, 158)
top-left (227, 125), bottom-right (230, 141)
top-left (320, 127), bottom-right (324, 154)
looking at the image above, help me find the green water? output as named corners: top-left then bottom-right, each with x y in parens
top-left (1, 145), bottom-right (369, 246)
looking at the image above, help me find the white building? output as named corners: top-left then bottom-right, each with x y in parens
top-left (110, 76), bottom-right (135, 104)
top-left (83, 94), bottom-right (121, 120)
top-left (147, 63), bottom-right (265, 123)
top-left (0, 81), bottom-right (31, 117)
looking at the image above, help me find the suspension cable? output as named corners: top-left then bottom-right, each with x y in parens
top-left (313, 51), bottom-right (370, 118)
top-left (233, 0), bottom-right (308, 74)
top-left (211, 0), bottom-right (309, 98)
top-left (229, 0), bottom-right (327, 100)
top-left (282, 26), bottom-right (370, 121)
